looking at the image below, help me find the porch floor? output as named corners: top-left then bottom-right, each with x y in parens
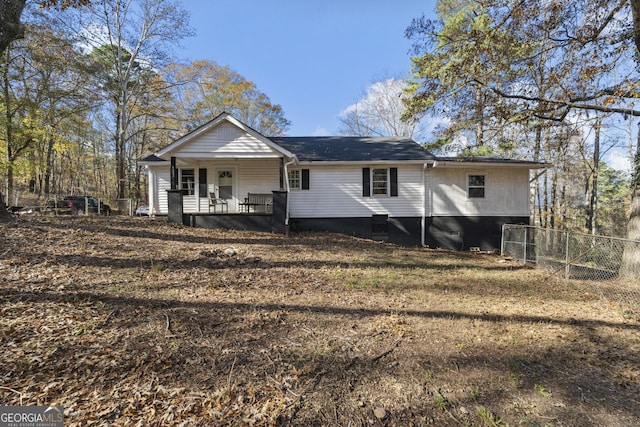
top-left (187, 212), bottom-right (272, 216)
top-left (184, 211), bottom-right (274, 233)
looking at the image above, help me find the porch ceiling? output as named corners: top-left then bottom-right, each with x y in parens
top-left (172, 155), bottom-right (283, 167)
top-left (173, 153), bottom-right (284, 159)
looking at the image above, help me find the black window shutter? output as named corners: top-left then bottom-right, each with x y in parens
top-left (390, 167), bottom-right (398, 197)
top-left (198, 168), bottom-right (207, 197)
top-left (301, 169), bottom-right (310, 190)
top-left (362, 168), bottom-right (371, 197)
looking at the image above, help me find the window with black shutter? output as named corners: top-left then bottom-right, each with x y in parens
top-left (198, 168), bottom-right (207, 198)
top-left (390, 167), bottom-right (398, 197)
top-left (362, 167), bottom-right (371, 197)
top-left (363, 167), bottom-right (398, 197)
top-left (181, 169), bottom-right (195, 195)
top-left (288, 169), bottom-right (301, 189)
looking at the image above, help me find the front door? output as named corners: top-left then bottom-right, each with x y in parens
top-left (217, 169), bottom-right (236, 211)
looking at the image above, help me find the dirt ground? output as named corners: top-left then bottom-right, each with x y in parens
top-left (1, 215), bottom-right (639, 426)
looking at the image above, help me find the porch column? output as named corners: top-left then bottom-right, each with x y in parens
top-left (170, 157), bottom-right (178, 190)
top-left (167, 189), bottom-right (184, 225)
top-left (279, 158), bottom-right (284, 190)
top-left (271, 190), bottom-right (287, 234)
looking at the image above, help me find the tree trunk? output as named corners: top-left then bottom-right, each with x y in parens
top-left (0, 0), bottom-right (25, 55)
top-left (43, 136), bottom-right (55, 196)
top-left (586, 118), bottom-right (601, 234)
top-left (117, 137), bottom-right (126, 199)
top-left (611, 1), bottom-right (640, 275)
top-left (115, 109), bottom-right (126, 200)
top-left (533, 125), bottom-right (542, 226)
top-left (116, 64), bottom-right (128, 200)
top-left (475, 85), bottom-right (484, 146)
top-left (3, 49), bottom-right (13, 200)
top-left (626, 0), bottom-right (640, 243)
top-left (543, 132), bottom-right (552, 228)
top-left (559, 159), bottom-right (567, 228)
top-left (621, 122), bottom-right (640, 277)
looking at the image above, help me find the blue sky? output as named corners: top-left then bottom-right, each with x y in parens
top-left (178, 1), bottom-right (437, 136)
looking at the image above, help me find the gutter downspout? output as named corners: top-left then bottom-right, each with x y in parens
top-left (421, 163), bottom-right (428, 247)
top-left (283, 157), bottom-right (297, 231)
top-left (422, 161), bottom-right (437, 247)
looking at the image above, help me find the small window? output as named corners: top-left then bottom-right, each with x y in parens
top-left (372, 169), bottom-right (388, 195)
top-left (288, 169), bottom-right (301, 190)
top-left (468, 174), bottom-right (485, 198)
top-left (181, 169), bottom-right (195, 195)
top-left (363, 167), bottom-right (398, 197)
top-left (288, 169), bottom-right (309, 190)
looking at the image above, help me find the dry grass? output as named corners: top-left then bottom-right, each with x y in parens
top-left (1, 215), bottom-right (639, 426)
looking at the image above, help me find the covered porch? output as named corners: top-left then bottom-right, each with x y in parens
top-left (172, 157), bottom-right (286, 215)
top-left (167, 187), bottom-right (288, 234)
top-left (141, 113), bottom-right (297, 217)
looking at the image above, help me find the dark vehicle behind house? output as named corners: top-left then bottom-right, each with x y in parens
top-left (47, 196), bottom-right (111, 215)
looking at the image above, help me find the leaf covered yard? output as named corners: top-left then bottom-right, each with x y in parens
top-left (0, 216), bottom-right (639, 426)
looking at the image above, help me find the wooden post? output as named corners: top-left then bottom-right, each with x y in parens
top-left (170, 157), bottom-right (178, 190)
top-left (565, 231), bottom-right (571, 280)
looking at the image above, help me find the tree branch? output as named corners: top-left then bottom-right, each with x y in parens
top-left (483, 83), bottom-right (640, 117)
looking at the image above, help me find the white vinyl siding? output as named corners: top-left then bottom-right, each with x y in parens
top-left (172, 122), bottom-right (279, 158)
top-left (288, 165), bottom-right (425, 218)
top-left (148, 167), bottom-right (170, 215)
top-left (237, 159), bottom-right (280, 195)
top-left (431, 167), bottom-right (530, 216)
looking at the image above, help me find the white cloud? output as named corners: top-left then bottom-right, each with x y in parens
top-left (607, 151), bottom-right (632, 172)
top-left (312, 127), bottom-right (329, 136)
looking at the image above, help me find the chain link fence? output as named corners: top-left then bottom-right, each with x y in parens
top-left (502, 224), bottom-right (640, 314)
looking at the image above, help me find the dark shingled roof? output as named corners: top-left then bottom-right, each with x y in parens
top-left (140, 154), bottom-right (166, 162)
top-left (437, 156), bottom-right (545, 166)
top-left (270, 136), bottom-right (435, 162)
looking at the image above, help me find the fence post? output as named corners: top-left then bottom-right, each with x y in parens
top-left (565, 231), bottom-right (570, 280)
top-left (523, 226), bottom-right (528, 264)
top-left (535, 228), bottom-right (539, 265)
top-left (501, 224), bottom-right (506, 256)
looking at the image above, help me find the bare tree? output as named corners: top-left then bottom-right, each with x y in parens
top-left (339, 78), bottom-right (424, 139)
top-left (78, 0), bottom-right (192, 199)
top-left (166, 60), bottom-right (290, 137)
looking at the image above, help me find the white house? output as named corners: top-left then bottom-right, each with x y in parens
top-left (139, 113), bottom-right (544, 250)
